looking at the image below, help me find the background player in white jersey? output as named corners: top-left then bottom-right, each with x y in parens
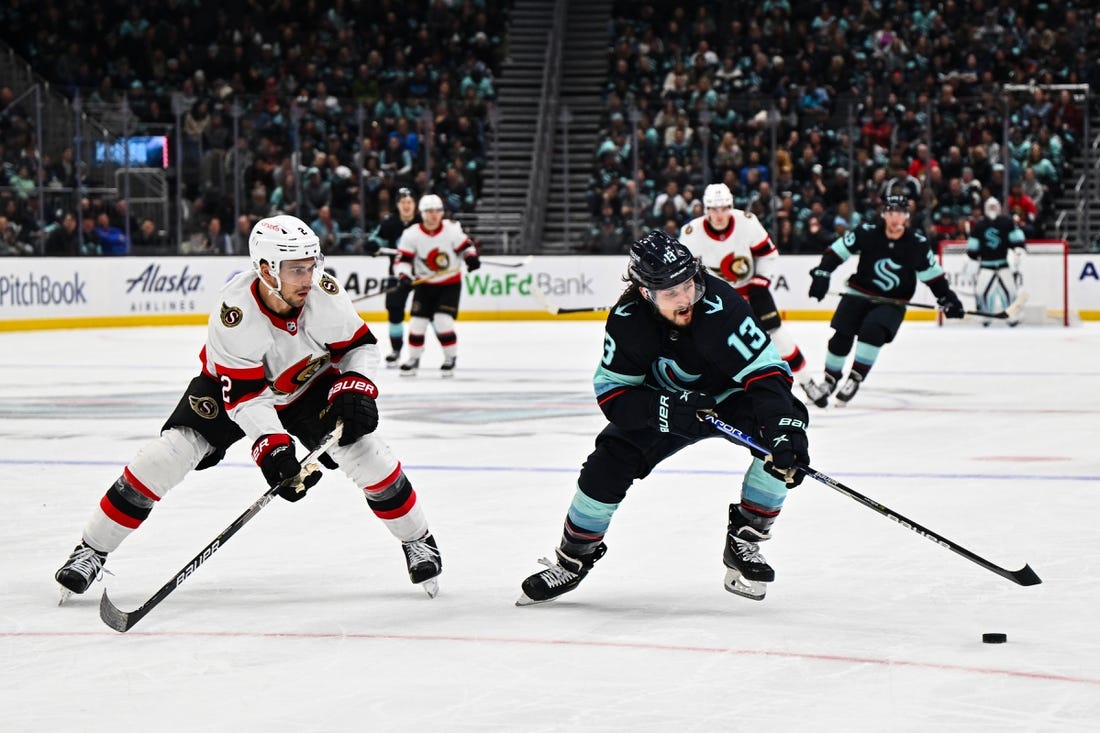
top-left (966, 197), bottom-right (1027, 327)
top-left (392, 194), bottom-right (481, 376)
top-left (55, 215), bottom-right (443, 602)
top-left (680, 183), bottom-right (827, 405)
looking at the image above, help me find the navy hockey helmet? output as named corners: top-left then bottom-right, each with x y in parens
top-left (883, 194), bottom-right (910, 212)
top-left (628, 230), bottom-right (701, 291)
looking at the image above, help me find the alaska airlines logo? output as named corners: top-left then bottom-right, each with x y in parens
top-left (651, 357), bottom-right (701, 391)
top-left (872, 259), bottom-right (903, 291)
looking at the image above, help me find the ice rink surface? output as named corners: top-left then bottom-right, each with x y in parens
top-left (1, 317), bottom-right (1098, 732)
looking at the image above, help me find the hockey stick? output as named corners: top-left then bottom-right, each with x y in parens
top-left (831, 288), bottom-right (1029, 320)
top-left (531, 285), bottom-right (613, 315)
top-left (98, 423), bottom-right (344, 632)
top-left (373, 247), bottom-right (531, 268)
top-left (702, 413), bottom-right (1042, 587)
top-left (351, 269), bottom-right (462, 302)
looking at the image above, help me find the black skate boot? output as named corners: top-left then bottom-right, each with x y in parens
top-left (516, 543), bottom-right (607, 606)
top-left (440, 356), bottom-right (456, 377)
top-left (399, 357), bottom-right (419, 376)
top-left (723, 505), bottom-right (774, 601)
top-left (834, 372), bottom-right (863, 406)
top-left (385, 351), bottom-right (401, 367)
top-left (402, 533), bottom-right (442, 597)
top-left (55, 542), bottom-right (108, 602)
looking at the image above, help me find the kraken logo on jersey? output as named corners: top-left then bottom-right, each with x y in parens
top-left (872, 259), bottom-right (903, 292)
top-left (188, 395), bottom-right (220, 420)
top-left (710, 252), bottom-right (751, 282)
top-left (319, 273), bottom-right (340, 295)
top-left (220, 303), bottom-right (243, 328)
top-left (651, 356), bottom-right (701, 392)
top-left (270, 354), bottom-right (331, 396)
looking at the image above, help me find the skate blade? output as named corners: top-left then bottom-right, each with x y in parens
top-left (440, 372), bottom-right (455, 379)
top-left (515, 592), bottom-right (554, 607)
top-left (723, 569), bottom-right (767, 601)
top-left (57, 587), bottom-right (74, 606)
top-left (420, 578), bottom-right (439, 598)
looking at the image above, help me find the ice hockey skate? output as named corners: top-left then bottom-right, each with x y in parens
top-left (402, 533), bottom-right (442, 598)
top-left (440, 356), bottom-right (456, 377)
top-left (834, 372), bottom-right (863, 406)
top-left (723, 506), bottom-right (774, 600)
top-left (516, 543), bottom-right (606, 606)
top-left (54, 542), bottom-right (108, 604)
top-left (385, 351), bottom-right (401, 367)
top-left (800, 377), bottom-right (831, 408)
top-left (399, 357), bottom-right (419, 376)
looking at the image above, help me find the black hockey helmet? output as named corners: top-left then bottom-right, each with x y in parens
top-left (628, 230), bottom-right (700, 290)
top-left (883, 194), bottom-right (910, 212)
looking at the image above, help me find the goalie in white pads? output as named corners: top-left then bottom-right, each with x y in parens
top-left (392, 194), bottom-right (481, 376)
top-left (967, 197), bottom-right (1027, 327)
top-left (54, 215), bottom-right (443, 602)
top-left (679, 183), bottom-right (827, 405)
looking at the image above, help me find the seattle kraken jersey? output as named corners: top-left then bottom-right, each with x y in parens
top-left (593, 273), bottom-right (797, 431)
top-left (203, 270), bottom-right (379, 442)
top-left (967, 216), bottom-right (1026, 268)
top-left (825, 221), bottom-right (946, 300)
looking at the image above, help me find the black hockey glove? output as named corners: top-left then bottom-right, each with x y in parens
top-left (381, 275), bottom-right (398, 292)
top-left (937, 290), bottom-right (965, 319)
top-left (252, 433), bottom-right (321, 502)
top-left (396, 273), bottom-right (414, 294)
top-left (326, 372), bottom-right (380, 446)
top-left (759, 415), bottom-right (809, 487)
top-left (656, 390), bottom-right (717, 439)
top-left (465, 253), bottom-right (481, 271)
top-left (808, 268), bottom-right (831, 301)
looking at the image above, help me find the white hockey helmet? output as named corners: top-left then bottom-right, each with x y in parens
top-left (249, 215), bottom-right (322, 287)
top-left (984, 197), bottom-right (1001, 219)
top-left (418, 194), bottom-right (444, 213)
top-left (703, 183), bottom-right (734, 210)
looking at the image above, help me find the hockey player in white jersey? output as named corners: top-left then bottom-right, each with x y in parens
top-left (392, 194), bottom-right (481, 376)
top-left (680, 183), bottom-right (826, 404)
top-left (54, 215), bottom-right (443, 602)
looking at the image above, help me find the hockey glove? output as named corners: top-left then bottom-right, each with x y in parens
top-left (808, 268), bottom-right (831, 301)
top-left (326, 372), bottom-right (380, 446)
top-left (381, 275), bottom-right (398, 292)
top-left (656, 390), bottom-right (717, 439)
top-left (760, 415), bottom-right (809, 487)
top-left (465, 253), bottom-right (481, 271)
top-left (1012, 271), bottom-right (1024, 288)
top-left (937, 291), bottom-right (965, 319)
top-left (252, 433), bottom-right (322, 502)
top-left (396, 273), bottom-right (414, 294)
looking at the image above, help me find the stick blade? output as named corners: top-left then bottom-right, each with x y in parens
top-left (99, 589), bottom-right (143, 632)
top-left (1004, 289), bottom-right (1030, 319)
top-left (1009, 563), bottom-right (1042, 586)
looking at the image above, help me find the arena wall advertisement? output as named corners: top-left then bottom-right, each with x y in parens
top-left (2, 254), bottom-right (1098, 330)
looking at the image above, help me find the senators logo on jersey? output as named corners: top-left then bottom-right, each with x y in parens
top-left (319, 273), bottom-right (340, 295)
top-left (714, 253), bottom-right (752, 281)
top-left (422, 247), bottom-right (452, 271)
top-left (188, 395), bottom-right (220, 420)
top-left (270, 353), bottom-right (331, 396)
top-left (220, 303), bottom-right (243, 327)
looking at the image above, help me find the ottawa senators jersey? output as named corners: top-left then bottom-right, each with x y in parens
top-left (394, 220), bottom-right (473, 285)
top-left (202, 270), bottom-right (379, 441)
top-left (679, 211), bottom-right (778, 294)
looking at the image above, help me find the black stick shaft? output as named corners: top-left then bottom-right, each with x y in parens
top-left (704, 414), bottom-right (1041, 587)
top-left (99, 425), bottom-right (343, 631)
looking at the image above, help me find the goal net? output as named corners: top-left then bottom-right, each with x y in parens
top-left (937, 239), bottom-right (1071, 326)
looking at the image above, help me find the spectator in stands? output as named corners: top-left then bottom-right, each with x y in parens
top-left (44, 212), bottom-right (80, 256)
top-left (131, 217), bottom-right (166, 252)
top-left (311, 205), bottom-right (342, 254)
top-left (92, 213), bottom-right (128, 256)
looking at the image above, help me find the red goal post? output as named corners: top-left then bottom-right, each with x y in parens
top-left (936, 239), bottom-right (1070, 326)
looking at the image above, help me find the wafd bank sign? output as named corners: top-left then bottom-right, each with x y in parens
top-left (3, 254), bottom-right (1100, 330)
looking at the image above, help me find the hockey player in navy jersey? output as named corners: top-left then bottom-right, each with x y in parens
top-left (967, 197), bottom-right (1027, 327)
top-left (807, 194), bottom-right (965, 406)
top-left (517, 230), bottom-right (810, 605)
top-left (55, 215), bottom-right (443, 602)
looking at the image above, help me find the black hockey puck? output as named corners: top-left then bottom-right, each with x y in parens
top-left (982, 633), bottom-right (1007, 644)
